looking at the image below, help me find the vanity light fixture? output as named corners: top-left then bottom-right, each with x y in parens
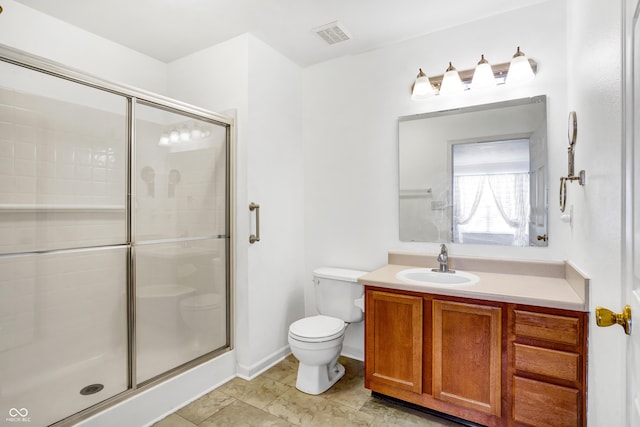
top-left (410, 47), bottom-right (537, 99)
top-left (157, 125), bottom-right (211, 146)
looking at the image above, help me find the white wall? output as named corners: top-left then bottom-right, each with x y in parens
top-left (0, 0), bottom-right (167, 94)
top-left (303, 0), bottom-right (568, 357)
top-left (566, 0), bottom-right (625, 425)
top-left (245, 35), bottom-right (305, 374)
top-left (168, 34), bottom-right (306, 377)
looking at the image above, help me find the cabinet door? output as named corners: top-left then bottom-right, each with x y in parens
top-left (365, 290), bottom-right (423, 393)
top-left (433, 300), bottom-right (501, 416)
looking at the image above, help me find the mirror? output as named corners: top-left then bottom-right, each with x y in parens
top-left (399, 96), bottom-right (547, 246)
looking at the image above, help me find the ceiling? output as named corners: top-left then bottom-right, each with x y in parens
top-left (14, 0), bottom-right (549, 67)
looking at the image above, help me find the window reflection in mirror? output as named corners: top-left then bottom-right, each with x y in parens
top-left (398, 96), bottom-right (547, 247)
top-left (453, 139), bottom-right (530, 245)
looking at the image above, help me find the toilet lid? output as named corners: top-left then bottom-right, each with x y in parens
top-left (289, 315), bottom-right (345, 341)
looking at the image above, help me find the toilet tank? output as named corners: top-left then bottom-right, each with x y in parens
top-left (313, 267), bottom-right (367, 323)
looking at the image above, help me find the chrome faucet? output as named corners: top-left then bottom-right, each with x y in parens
top-left (433, 244), bottom-right (454, 273)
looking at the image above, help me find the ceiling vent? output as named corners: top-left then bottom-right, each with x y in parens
top-left (312, 21), bottom-right (352, 45)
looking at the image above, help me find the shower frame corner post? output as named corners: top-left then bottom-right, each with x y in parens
top-left (127, 96), bottom-right (137, 391)
top-left (224, 125), bottom-right (235, 348)
top-left (225, 122), bottom-right (235, 350)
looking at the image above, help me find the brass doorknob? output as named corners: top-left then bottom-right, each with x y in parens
top-left (595, 305), bottom-right (632, 335)
top-left (537, 234), bottom-right (548, 242)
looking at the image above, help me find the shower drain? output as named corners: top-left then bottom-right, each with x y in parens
top-left (80, 384), bottom-right (104, 395)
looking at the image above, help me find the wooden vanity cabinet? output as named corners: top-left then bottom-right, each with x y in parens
top-left (364, 286), bottom-right (588, 427)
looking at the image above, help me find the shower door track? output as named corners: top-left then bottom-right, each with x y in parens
top-left (0, 44), bottom-right (236, 427)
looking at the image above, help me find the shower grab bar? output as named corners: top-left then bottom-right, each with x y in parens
top-left (249, 202), bottom-right (260, 244)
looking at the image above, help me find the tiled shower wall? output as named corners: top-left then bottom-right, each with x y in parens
top-left (0, 85), bottom-right (127, 254)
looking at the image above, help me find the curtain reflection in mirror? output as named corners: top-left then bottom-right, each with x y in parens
top-left (453, 174), bottom-right (529, 245)
top-left (452, 139), bottom-right (530, 246)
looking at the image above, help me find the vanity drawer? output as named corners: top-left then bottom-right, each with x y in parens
top-left (514, 343), bottom-right (579, 382)
top-left (514, 310), bottom-right (580, 345)
top-left (513, 376), bottom-right (579, 427)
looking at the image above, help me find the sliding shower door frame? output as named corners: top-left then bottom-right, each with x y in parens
top-left (0, 44), bottom-right (235, 427)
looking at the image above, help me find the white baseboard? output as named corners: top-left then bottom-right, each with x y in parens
top-left (341, 345), bottom-right (364, 361)
top-left (236, 345), bottom-right (292, 380)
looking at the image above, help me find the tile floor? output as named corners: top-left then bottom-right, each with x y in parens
top-left (153, 355), bottom-right (464, 427)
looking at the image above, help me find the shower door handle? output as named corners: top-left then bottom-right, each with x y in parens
top-left (249, 202), bottom-right (260, 244)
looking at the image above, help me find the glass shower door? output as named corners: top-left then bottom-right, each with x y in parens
top-left (0, 60), bottom-right (129, 426)
top-left (134, 102), bottom-right (228, 384)
top-left (0, 48), bottom-right (232, 425)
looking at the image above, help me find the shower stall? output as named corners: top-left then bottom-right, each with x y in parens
top-left (0, 47), bottom-right (233, 426)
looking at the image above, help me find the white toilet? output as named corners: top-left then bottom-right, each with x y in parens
top-left (288, 267), bottom-right (367, 395)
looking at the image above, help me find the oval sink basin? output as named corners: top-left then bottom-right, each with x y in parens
top-left (395, 268), bottom-right (479, 287)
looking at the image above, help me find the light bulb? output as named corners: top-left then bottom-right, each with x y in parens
top-left (169, 130), bottom-right (180, 144)
top-left (471, 55), bottom-right (496, 90)
top-left (506, 47), bottom-right (535, 84)
top-left (439, 62), bottom-right (464, 95)
top-left (179, 128), bottom-right (190, 142)
top-left (411, 68), bottom-right (435, 100)
top-left (190, 127), bottom-right (203, 139)
top-left (158, 133), bottom-right (170, 146)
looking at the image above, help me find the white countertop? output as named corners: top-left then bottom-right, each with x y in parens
top-left (358, 259), bottom-right (589, 312)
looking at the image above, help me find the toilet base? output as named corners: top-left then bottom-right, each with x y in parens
top-left (295, 358), bottom-right (345, 395)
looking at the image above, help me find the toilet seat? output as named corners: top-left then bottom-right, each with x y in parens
top-left (289, 315), bottom-right (345, 343)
